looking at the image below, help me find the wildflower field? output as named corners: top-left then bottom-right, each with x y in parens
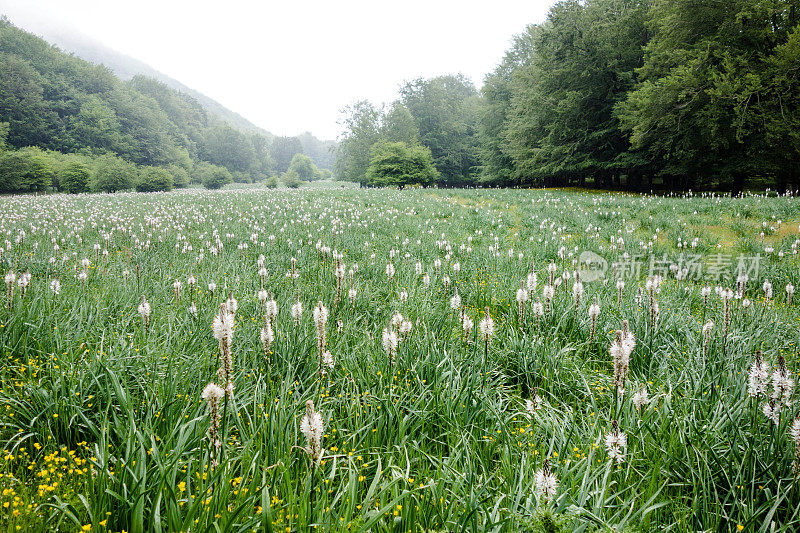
top-left (2, 187), bottom-right (800, 532)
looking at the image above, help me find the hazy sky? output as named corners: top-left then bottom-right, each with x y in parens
top-left (0, 0), bottom-right (555, 140)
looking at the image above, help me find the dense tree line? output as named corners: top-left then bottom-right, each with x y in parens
top-left (337, 0), bottom-right (800, 192)
top-left (335, 74), bottom-right (479, 188)
top-left (0, 18), bottom-right (335, 193)
top-left (0, 126), bottom-right (241, 193)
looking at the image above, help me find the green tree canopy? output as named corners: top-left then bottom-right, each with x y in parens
top-left (198, 162), bottom-right (233, 190)
top-left (60, 161), bottom-right (91, 194)
top-left (616, 0), bottom-right (799, 191)
top-left (270, 136), bottom-right (304, 174)
top-left (477, 25), bottom-right (540, 186)
top-left (0, 147), bottom-right (53, 192)
top-left (366, 141), bottom-right (439, 189)
top-left (136, 166), bottom-right (174, 192)
top-left (168, 165), bottom-right (190, 188)
top-left (287, 153), bottom-right (319, 181)
top-left (0, 121), bottom-right (8, 151)
top-left (399, 74), bottom-right (481, 187)
top-left (297, 132), bottom-right (336, 170)
top-left (380, 103), bottom-right (419, 145)
top-left (0, 19), bottom-right (277, 183)
top-left (334, 101), bottom-right (382, 185)
top-left (281, 170), bottom-right (302, 189)
top-left (91, 153), bottom-right (136, 192)
top-left (502, 0), bottom-right (648, 188)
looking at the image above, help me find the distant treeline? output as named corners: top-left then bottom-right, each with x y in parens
top-left (336, 0), bottom-right (800, 192)
top-left (0, 17), bottom-right (335, 193)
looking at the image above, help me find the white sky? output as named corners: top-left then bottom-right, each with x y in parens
top-left (0, 0), bottom-right (555, 140)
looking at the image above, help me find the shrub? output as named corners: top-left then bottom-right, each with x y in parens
top-left (199, 163), bottom-right (233, 190)
top-left (288, 153), bottom-right (319, 181)
top-left (169, 165), bottom-right (190, 188)
top-left (136, 166), bottom-right (174, 192)
top-left (281, 170), bottom-right (302, 189)
top-left (0, 149), bottom-right (54, 193)
top-left (265, 175), bottom-right (278, 189)
top-left (92, 154), bottom-right (136, 192)
top-left (60, 162), bottom-right (91, 193)
top-left (366, 141), bottom-right (438, 189)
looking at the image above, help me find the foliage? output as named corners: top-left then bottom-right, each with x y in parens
top-left (287, 153), bottom-right (319, 181)
top-left (198, 162), bottom-right (233, 190)
top-left (281, 170), bottom-right (302, 188)
top-left (503, 0), bottom-right (649, 188)
top-left (335, 80), bottom-right (481, 189)
top-left (334, 101), bottom-right (382, 185)
top-left (168, 164), bottom-right (190, 189)
top-left (0, 146), bottom-right (53, 192)
top-left (297, 132), bottom-right (336, 170)
top-left (616, 0), bottom-right (800, 191)
top-left (399, 74), bottom-right (481, 187)
top-left (0, 18), bottom-right (336, 191)
top-left (135, 166), bottom-right (174, 192)
top-left (60, 161), bottom-right (91, 194)
top-left (91, 153), bottom-right (136, 193)
top-left (380, 103), bottom-right (419, 146)
top-left (476, 25), bottom-right (539, 186)
top-left (270, 136), bottom-right (304, 174)
top-left (333, 0), bottom-right (800, 192)
top-left (2, 1), bottom-right (799, 196)
top-left (365, 141), bottom-right (438, 188)
top-left (0, 121), bottom-right (8, 151)
top-left (264, 175), bottom-right (278, 189)
top-left (1, 188), bottom-right (800, 530)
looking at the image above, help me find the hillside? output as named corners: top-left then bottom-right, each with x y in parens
top-left (0, 16), bottom-right (274, 179)
top-left (37, 25), bottom-right (340, 170)
top-left (0, 15), bottom-right (336, 188)
top-left (34, 26), bottom-right (274, 139)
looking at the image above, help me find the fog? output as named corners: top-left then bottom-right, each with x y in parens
top-left (0, 0), bottom-right (555, 139)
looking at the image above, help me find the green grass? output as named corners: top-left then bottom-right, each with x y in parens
top-left (0, 187), bottom-right (799, 532)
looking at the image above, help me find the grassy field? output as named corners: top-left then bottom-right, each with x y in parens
top-left (1, 186), bottom-right (800, 532)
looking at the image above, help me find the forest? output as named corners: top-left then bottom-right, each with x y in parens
top-left (0, 16), bottom-right (333, 193)
top-left (1, 0), bottom-right (799, 194)
top-left (336, 0), bottom-right (800, 192)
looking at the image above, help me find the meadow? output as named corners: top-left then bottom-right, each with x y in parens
top-left (1, 186), bottom-right (800, 532)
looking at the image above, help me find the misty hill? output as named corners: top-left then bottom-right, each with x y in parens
top-left (37, 25), bottom-right (338, 170)
top-left (297, 132), bottom-right (336, 170)
top-left (33, 25), bottom-right (274, 139)
top-left (0, 16), bottom-right (276, 180)
top-left (0, 17), bottom-right (336, 180)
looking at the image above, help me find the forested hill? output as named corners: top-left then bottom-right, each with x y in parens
top-left (0, 16), bottom-right (336, 193)
top-left (28, 25), bottom-right (274, 139)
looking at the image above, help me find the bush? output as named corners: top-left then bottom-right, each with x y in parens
top-left (264, 175), bottom-right (278, 189)
top-left (136, 166), bottom-right (174, 192)
top-left (169, 165), bottom-right (190, 188)
top-left (199, 163), bottom-right (233, 190)
top-left (281, 170), bottom-right (302, 189)
top-left (60, 162), bottom-right (91, 193)
top-left (288, 153), bottom-right (319, 181)
top-left (366, 141), bottom-right (438, 189)
top-left (92, 154), bottom-right (136, 192)
top-left (0, 149), bottom-right (54, 193)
